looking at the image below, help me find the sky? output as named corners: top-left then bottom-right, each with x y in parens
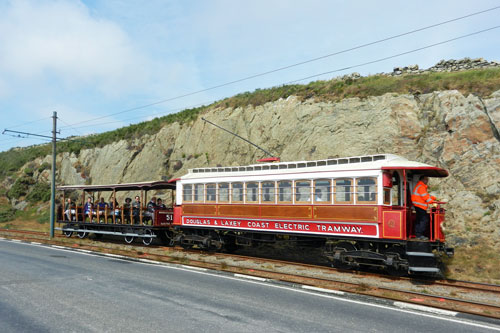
top-left (0, 0), bottom-right (499, 152)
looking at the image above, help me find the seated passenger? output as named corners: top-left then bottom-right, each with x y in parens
top-left (156, 198), bottom-right (167, 209)
top-left (83, 197), bottom-right (94, 221)
top-left (64, 198), bottom-right (76, 221)
top-left (97, 197), bottom-right (109, 222)
top-left (109, 198), bottom-right (120, 222)
top-left (132, 196), bottom-right (141, 224)
top-left (144, 197), bottom-right (157, 224)
top-left (122, 197), bottom-right (132, 222)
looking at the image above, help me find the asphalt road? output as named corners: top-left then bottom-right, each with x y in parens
top-left (0, 239), bottom-right (498, 333)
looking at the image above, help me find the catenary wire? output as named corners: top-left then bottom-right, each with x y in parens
top-left (57, 24), bottom-right (500, 142)
top-left (286, 25), bottom-right (500, 84)
top-left (56, 6), bottom-right (500, 129)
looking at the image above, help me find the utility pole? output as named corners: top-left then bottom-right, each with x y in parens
top-left (49, 111), bottom-right (57, 238)
top-left (3, 112), bottom-right (60, 239)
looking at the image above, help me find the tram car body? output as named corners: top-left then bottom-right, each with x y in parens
top-left (174, 154), bottom-right (453, 275)
top-left (57, 154), bottom-right (454, 275)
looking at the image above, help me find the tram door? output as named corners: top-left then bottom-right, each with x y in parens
top-left (382, 171), bottom-right (406, 239)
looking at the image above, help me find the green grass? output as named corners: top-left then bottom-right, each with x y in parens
top-left (217, 68), bottom-right (500, 108)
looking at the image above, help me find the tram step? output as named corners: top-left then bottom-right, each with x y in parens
top-left (408, 267), bottom-right (441, 273)
top-left (406, 252), bottom-right (438, 268)
top-left (406, 241), bottom-right (432, 253)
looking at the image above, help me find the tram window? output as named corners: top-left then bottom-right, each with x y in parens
top-left (278, 181), bottom-right (292, 203)
top-left (356, 177), bottom-right (377, 203)
top-left (246, 182), bottom-right (259, 203)
top-left (314, 179), bottom-right (331, 204)
top-left (194, 184), bottom-right (204, 202)
top-left (392, 172), bottom-right (401, 206)
top-left (231, 182), bottom-right (244, 203)
top-left (295, 180), bottom-right (311, 203)
top-left (334, 178), bottom-right (353, 204)
top-left (206, 183), bottom-right (216, 202)
top-left (384, 189), bottom-right (391, 205)
top-left (183, 184), bottom-right (193, 202)
top-left (261, 181), bottom-right (275, 203)
top-left (218, 183), bottom-right (229, 203)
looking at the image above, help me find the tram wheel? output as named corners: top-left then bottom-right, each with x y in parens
top-left (142, 229), bottom-right (154, 246)
top-left (64, 229), bottom-right (73, 238)
top-left (124, 227), bottom-right (134, 244)
top-left (77, 227), bottom-right (88, 239)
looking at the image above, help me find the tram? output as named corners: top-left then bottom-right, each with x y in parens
top-left (56, 154), bottom-right (454, 275)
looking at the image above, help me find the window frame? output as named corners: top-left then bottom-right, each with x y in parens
top-left (245, 182), bottom-right (259, 203)
top-left (193, 184), bottom-right (205, 203)
top-left (294, 179), bottom-right (311, 204)
top-left (261, 181), bottom-right (276, 204)
top-left (231, 182), bottom-right (244, 203)
top-left (278, 180), bottom-right (293, 203)
top-left (205, 183), bottom-right (217, 203)
top-left (313, 179), bottom-right (331, 204)
top-left (334, 178), bottom-right (353, 204)
top-left (218, 182), bottom-right (230, 203)
top-left (356, 177), bottom-right (378, 204)
top-left (183, 184), bottom-right (193, 203)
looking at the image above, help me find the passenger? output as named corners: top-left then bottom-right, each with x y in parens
top-left (411, 176), bottom-right (437, 240)
top-left (64, 198), bottom-right (76, 221)
top-left (123, 197), bottom-right (132, 222)
top-left (147, 197), bottom-right (157, 212)
top-left (97, 197), bottom-right (108, 222)
top-left (109, 198), bottom-right (120, 221)
top-left (314, 189), bottom-right (325, 202)
top-left (132, 195), bottom-right (141, 224)
top-left (145, 197), bottom-right (157, 224)
top-left (83, 197), bottom-right (94, 221)
top-left (156, 198), bottom-right (167, 209)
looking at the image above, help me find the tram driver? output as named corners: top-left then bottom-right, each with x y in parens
top-left (411, 176), bottom-right (437, 240)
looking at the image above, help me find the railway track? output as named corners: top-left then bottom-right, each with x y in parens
top-left (1, 228), bottom-right (499, 319)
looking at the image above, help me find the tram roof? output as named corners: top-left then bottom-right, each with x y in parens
top-left (57, 180), bottom-right (176, 192)
top-left (182, 154), bottom-right (448, 179)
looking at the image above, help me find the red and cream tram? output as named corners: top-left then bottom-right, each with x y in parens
top-left (57, 154), bottom-right (453, 275)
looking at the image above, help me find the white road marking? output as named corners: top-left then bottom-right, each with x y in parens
top-left (103, 253), bottom-right (126, 259)
top-left (51, 245), bottom-right (66, 249)
top-left (181, 265), bottom-right (208, 271)
top-left (31, 242), bottom-right (42, 245)
top-left (234, 273), bottom-right (267, 282)
top-left (138, 258), bottom-right (160, 264)
top-left (302, 285), bottom-right (345, 295)
top-left (394, 301), bottom-right (458, 316)
top-left (11, 239), bottom-right (22, 242)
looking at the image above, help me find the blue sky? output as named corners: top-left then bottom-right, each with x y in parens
top-left (1, 0), bottom-right (499, 152)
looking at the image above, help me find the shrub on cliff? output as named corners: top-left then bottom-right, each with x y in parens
top-left (0, 206), bottom-right (16, 222)
top-left (7, 176), bottom-right (35, 199)
top-left (26, 182), bottom-right (51, 203)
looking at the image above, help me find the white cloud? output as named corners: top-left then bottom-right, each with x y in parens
top-left (0, 0), bottom-right (149, 96)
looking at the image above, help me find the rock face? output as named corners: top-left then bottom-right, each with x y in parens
top-left (28, 89), bottom-right (500, 250)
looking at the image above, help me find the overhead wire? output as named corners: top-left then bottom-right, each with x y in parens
top-left (56, 5), bottom-right (500, 130)
top-left (286, 25), bottom-right (500, 84)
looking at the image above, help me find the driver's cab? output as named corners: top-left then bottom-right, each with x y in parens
top-left (381, 168), bottom-right (446, 242)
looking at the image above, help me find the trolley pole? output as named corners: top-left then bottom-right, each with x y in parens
top-left (49, 111), bottom-right (57, 239)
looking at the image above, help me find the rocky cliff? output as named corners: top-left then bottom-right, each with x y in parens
top-left (24, 88), bottom-right (500, 250)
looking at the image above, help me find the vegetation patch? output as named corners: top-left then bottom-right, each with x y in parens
top-left (0, 205), bottom-right (16, 222)
top-left (217, 68), bottom-right (500, 108)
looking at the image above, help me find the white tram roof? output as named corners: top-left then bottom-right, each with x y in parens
top-left (181, 154), bottom-right (448, 181)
